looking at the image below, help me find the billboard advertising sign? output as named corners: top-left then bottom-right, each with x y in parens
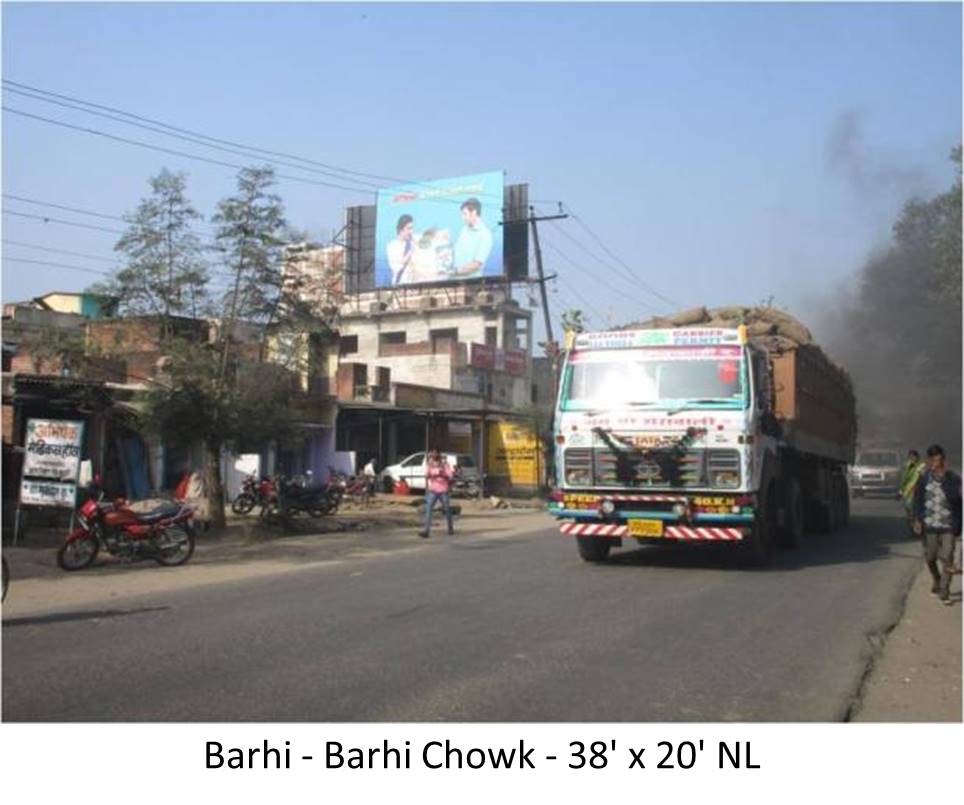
top-left (374, 171), bottom-right (504, 288)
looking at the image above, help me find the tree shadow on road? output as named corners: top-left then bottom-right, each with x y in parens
top-left (602, 510), bottom-right (917, 573)
top-left (3, 606), bottom-right (171, 628)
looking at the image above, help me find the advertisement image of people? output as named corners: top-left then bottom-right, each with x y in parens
top-left (375, 171), bottom-right (504, 287)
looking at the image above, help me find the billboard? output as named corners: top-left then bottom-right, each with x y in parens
top-left (374, 171), bottom-right (504, 288)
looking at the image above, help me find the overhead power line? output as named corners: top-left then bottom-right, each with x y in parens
top-left (3, 106), bottom-right (375, 194)
top-left (561, 205), bottom-right (682, 309)
top-left (2, 238), bottom-right (121, 264)
top-left (3, 79), bottom-right (561, 209)
top-left (2, 256), bottom-right (110, 276)
top-left (3, 193), bottom-right (127, 222)
top-left (3, 208), bottom-right (127, 235)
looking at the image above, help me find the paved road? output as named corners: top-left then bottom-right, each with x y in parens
top-left (2, 499), bottom-right (920, 721)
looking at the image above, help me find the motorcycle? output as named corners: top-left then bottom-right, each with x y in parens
top-left (451, 472), bottom-right (482, 499)
top-left (231, 474), bottom-right (276, 516)
top-left (260, 472), bottom-right (341, 525)
top-left (328, 468), bottom-right (375, 506)
top-left (57, 480), bottom-right (197, 571)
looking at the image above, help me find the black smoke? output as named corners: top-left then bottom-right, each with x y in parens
top-left (822, 145), bottom-right (962, 464)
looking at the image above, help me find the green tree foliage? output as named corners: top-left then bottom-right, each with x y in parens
top-left (99, 169), bottom-right (209, 325)
top-left (98, 165), bottom-right (333, 528)
top-left (831, 147), bottom-right (962, 456)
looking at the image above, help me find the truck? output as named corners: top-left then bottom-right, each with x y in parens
top-left (547, 306), bottom-right (857, 564)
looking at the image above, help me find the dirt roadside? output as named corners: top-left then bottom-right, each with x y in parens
top-left (853, 564), bottom-right (962, 722)
top-left (1, 500), bottom-right (549, 618)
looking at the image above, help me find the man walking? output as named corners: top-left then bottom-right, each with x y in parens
top-left (418, 448), bottom-right (456, 539)
top-left (900, 449), bottom-right (925, 536)
top-left (912, 444), bottom-right (962, 605)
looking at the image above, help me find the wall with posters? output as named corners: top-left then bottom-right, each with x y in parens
top-left (374, 171), bottom-right (504, 288)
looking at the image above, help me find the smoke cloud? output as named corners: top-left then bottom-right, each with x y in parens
top-left (825, 109), bottom-right (929, 199)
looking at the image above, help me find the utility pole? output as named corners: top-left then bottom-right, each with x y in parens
top-left (526, 205), bottom-right (568, 347)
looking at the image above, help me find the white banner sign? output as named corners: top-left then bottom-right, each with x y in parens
top-left (23, 418), bottom-right (84, 481)
top-left (20, 478), bottom-right (78, 508)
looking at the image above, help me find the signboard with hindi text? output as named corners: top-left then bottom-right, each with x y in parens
top-left (20, 418), bottom-right (85, 508)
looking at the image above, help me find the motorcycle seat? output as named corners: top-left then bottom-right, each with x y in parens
top-left (136, 504), bottom-right (183, 523)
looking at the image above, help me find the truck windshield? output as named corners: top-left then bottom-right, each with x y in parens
top-left (561, 345), bottom-right (747, 412)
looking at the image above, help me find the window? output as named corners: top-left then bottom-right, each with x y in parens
top-left (430, 327), bottom-right (458, 353)
top-left (339, 335), bottom-right (358, 355)
top-left (401, 453), bottom-right (425, 467)
top-left (379, 331), bottom-right (406, 346)
top-left (485, 326), bottom-right (498, 347)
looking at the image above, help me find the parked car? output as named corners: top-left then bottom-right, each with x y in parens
top-left (380, 452), bottom-right (480, 493)
top-left (850, 448), bottom-right (903, 497)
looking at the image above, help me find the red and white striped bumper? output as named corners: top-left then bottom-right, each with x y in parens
top-left (559, 522), bottom-right (745, 541)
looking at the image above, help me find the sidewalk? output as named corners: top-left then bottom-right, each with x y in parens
top-left (853, 563), bottom-right (962, 722)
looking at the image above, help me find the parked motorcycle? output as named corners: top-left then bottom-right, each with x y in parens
top-left (231, 474), bottom-right (276, 515)
top-left (260, 472), bottom-right (341, 524)
top-left (452, 473), bottom-right (482, 499)
top-left (328, 468), bottom-right (375, 506)
top-left (57, 480), bottom-right (196, 571)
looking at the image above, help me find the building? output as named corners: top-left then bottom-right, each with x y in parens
top-left (333, 282), bottom-right (543, 493)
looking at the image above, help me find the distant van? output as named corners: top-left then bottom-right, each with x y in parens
top-left (380, 452), bottom-right (479, 492)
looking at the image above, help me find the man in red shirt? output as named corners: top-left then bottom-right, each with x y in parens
top-left (419, 448), bottom-right (456, 538)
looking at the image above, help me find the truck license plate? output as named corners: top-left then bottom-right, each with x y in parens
top-left (628, 519), bottom-right (664, 538)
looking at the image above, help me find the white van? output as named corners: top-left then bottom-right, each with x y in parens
top-left (381, 452), bottom-right (480, 492)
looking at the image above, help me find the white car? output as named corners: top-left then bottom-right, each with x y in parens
top-left (381, 452), bottom-right (480, 493)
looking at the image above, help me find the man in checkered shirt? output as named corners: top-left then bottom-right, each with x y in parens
top-left (912, 444), bottom-right (963, 605)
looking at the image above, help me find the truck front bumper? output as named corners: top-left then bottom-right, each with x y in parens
top-left (559, 521), bottom-right (747, 541)
top-left (549, 493), bottom-right (754, 542)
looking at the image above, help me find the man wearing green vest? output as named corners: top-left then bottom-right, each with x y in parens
top-left (900, 449), bottom-right (925, 538)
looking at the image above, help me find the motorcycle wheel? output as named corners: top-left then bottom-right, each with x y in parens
top-left (57, 534), bottom-right (99, 571)
top-left (153, 523), bottom-right (196, 567)
top-left (231, 493), bottom-right (256, 515)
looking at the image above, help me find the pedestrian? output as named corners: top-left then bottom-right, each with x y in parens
top-left (418, 448), bottom-right (455, 539)
top-left (900, 449), bottom-right (926, 536)
top-left (912, 444), bottom-right (962, 605)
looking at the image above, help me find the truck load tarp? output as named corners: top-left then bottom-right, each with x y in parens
top-left (619, 306), bottom-right (857, 463)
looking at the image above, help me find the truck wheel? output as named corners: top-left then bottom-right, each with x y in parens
top-left (576, 536), bottom-right (612, 563)
top-left (744, 484), bottom-right (777, 566)
top-left (834, 477), bottom-right (850, 528)
top-left (779, 479), bottom-right (805, 548)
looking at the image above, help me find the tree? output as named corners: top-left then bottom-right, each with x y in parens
top-left (98, 168), bottom-right (209, 329)
top-left (143, 166), bottom-right (314, 528)
top-left (828, 146), bottom-right (962, 456)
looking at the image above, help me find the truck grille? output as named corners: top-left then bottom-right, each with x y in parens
top-left (564, 447), bottom-right (740, 489)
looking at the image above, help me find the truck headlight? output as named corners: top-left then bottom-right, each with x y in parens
top-left (600, 499), bottom-right (615, 515)
top-left (710, 471), bottom-right (740, 489)
top-left (565, 468), bottom-right (590, 486)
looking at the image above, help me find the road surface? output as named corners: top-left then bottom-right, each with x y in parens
top-left (2, 498), bottom-right (920, 721)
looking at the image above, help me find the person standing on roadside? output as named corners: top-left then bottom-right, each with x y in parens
top-left (912, 444), bottom-right (962, 605)
top-left (900, 449), bottom-right (926, 535)
top-left (418, 448), bottom-right (455, 539)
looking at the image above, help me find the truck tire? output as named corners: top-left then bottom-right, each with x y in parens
top-left (744, 483), bottom-right (777, 566)
top-left (834, 476), bottom-right (850, 528)
top-left (778, 478), bottom-right (805, 548)
top-left (576, 535), bottom-right (612, 563)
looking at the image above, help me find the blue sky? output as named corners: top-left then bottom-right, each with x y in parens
top-left (2, 2), bottom-right (960, 337)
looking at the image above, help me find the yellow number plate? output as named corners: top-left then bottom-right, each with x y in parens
top-left (628, 519), bottom-right (664, 538)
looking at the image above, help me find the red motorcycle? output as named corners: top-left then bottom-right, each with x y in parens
top-left (57, 480), bottom-right (196, 571)
top-left (231, 474), bottom-right (276, 516)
